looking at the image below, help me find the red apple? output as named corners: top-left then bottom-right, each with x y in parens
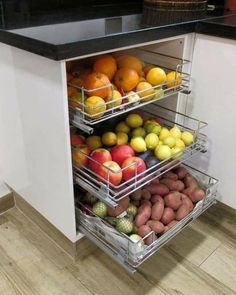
top-left (71, 134), bottom-right (85, 146)
top-left (97, 161), bottom-right (122, 186)
top-left (89, 148), bottom-right (112, 173)
top-left (121, 156), bottom-right (146, 181)
top-left (111, 144), bottom-right (135, 166)
top-left (72, 145), bottom-right (91, 168)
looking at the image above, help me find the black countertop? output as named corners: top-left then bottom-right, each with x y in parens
top-left (0, 2), bottom-right (235, 60)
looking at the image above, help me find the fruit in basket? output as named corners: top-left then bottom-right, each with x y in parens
top-left (69, 92), bottom-right (86, 109)
top-left (166, 71), bottom-right (182, 88)
top-left (105, 89), bottom-right (122, 109)
top-left (159, 127), bottom-right (171, 141)
top-left (71, 134), bottom-right (85, 147)
top-left (131, 127), bottom-right (146, 138)
top-left (84, 96), bottom-right (106, 119)
top-left (144, 122), bottom-right (162, 135)
top-left (146, 67), bottom-right (167, 86)
top-left (117, 55), bottom-right (143, 75)
top-left (114, 68), bottom-right (139, 92)
top-left (92, 201), bottom-right (108, 218)
top-left (84, 72), bottom-right (110, 98)
top-left (181, 131), bottom-right (194, 146)
top-left (102, 132), bottom-right (117, 146)
top-left (116, 217), bottom-right (134, 234)
top-left (170, 125), bottom-right (182, 139)
top-left (89, 148), bottom-right (112, 173)
top-left (130, 137), bottom-right (147, 153)
top-left (67, 86), bottom-right (77, 97)
top-left (126, 113), bottom-right (143, 128)
top-left (155, 88), bottom-right (164, 99)
top-left (115, 121), bottom-right (130, 134)
top-left (136, 81), bottom-right (155, 102)
top-left (175, 138), bottom-right (185, 149)
top-left (126, 91), bottom-right (140, 105)
top-left (107, 196), bottom-right (130, 217)
top-left (155, 145), bottom-right (171, 161)
top-left (85, 135), bottom-right (102, 150)
top-left (127, 203), bottom-right (138, 216)
top-left (122, 156), bottom-right (146, 181)
top-left (143, 64), bottom-right (155, 75)
top-left (145, 133), bottom-right (159, 150)
top-left (72, 145), bottom-right (91, 168)
top-left (116, 132), bottom-right (129, 145)
top-left (171, 147), bottom-right (183, 159)
top-left (93, 55), bottom-right (117, 80)
top-left (111, 145), bottom-right (135, 166)
top-left (97, 160), bottom-right (122, 186)
top-left (163, 136), bottom-right (176, 148)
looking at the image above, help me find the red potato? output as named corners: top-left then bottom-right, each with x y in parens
top-left (130, 189), bottom-right (142, 201)
top-left (168, 220), bottom-right (178, 229)
top-left (189, 188), bottom-right (206, 203)
top-left (150, 178), bottom-right (160, 184)
top-left (163, 226), bottom-right (169, 233)
top-left (141, 189), bottom-right (151, 200)
top-left (135, 204), bottom-right (152, 227)
top-left (184, 175), bottom-right (198, 189)
top-left (175, 166), bottom-right (188, 179)
top-left (138, 202), bottom-right (151, 213)
top-left (160, 178), bottom-right (184, 191)
top-left (145, 183), bottom-right (169, 196)
top-left (151, 200), bottom-right (164, 221)
top-left (140, 200), bottom-right (152, 207)
top-left (181, 194), bottom-right (194, 211)
top-left (107, 196), bottom-right (130, 217)
top-left (161, 207), bottom-right (175, 225)
top-left (164, 191), bottom-right (182, 210)
top-left (137, 225), bottom-right (156, 245)
top-left (182, 187), bottom-right (195, 197)
top-left (146, 220), bottom-right (165, 234)
top-left (151, 194), bottom-right (163, 204)
top-left (162, 171), bottom-right (178, 180)
top-left (176, 204), bottom-right (190, 220)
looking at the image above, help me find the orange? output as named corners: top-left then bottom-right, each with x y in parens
top-left (84, 72), bottom-right (110, 98)
top-left (166, 71), bottom-right (182, 88)
top-left (84, 96), bottom-right (106, 119)
top-left (106, 89), bottom-right (122, 109)
top-left (114, 68), bottom-right (139, 92)
top-left (93, 55), bottom-right (117, 80)
top-left (136, 81), bottom-right (155, 102)
top-left (146, 67), bottom-right (167, 86)
top-left (117, 55), bottom-right (143, 75)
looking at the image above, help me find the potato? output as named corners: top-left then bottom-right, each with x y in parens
top-left (151, 200), bottom-right (164, 220)
top-left (141, 189), bottom-right (151, 200)
top-left (168, 220), bottom-right (178, 229)
top-left (131, 200), bottom-right (140, 207)
top-left (138, 202), bottom-right (151, 213)
top-left (175, 180), bottom-right (185, 191)
top-left (137, 225), bottom-right (156, 245)
top-left (146, 220), bottom-right (165, 234)
top-left (175, 166), bottom-right (188, 179)
top-left (162, 171), bottom-right (178, 180)
top-left (150, 178), bottom-right (159, 184)
top-left (135, 204), bottom-right (152, 227)
top-left (189, 188), bottom-right (206, 203)
top-left (181, 194), bottom-right (194, 211)
top-left (145, 183), bottom-right (169, 196)
top-left (160, 178), bottom-right (184, 191)
top-left (140, 200), bottom-right (152, 207)
top-left (161, 207), bottom-right (175, 225)
top-left (107, 196), bottom-right (130, 217)
top-left (176, 204), bottom-right (190, 220)
top-left (163, 226), bottom-right (169, 233)
top-left (184, 175), bottom-right (198, 189)
top-left (164, 192), bottom-right (182, 210)
top-left (150, 194), bottom-right (163, 204)
top-left (130, 189), bottom-right (142, 201)
top-left (182, 187), bottom-right (194, 197)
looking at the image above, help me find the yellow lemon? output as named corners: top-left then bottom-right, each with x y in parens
top-left (163, 136), bottom-right (176, 148)
top-left (175, 138), bottom-right (185, 149)
top-left (131, 127), bottom-right (146, 138)
top-left (130, 137), bottom-right (147, 153)
top-left (84, 96), bottom-right (106, 119)
top-left (136, 81), bottom-right (155, 102)
top-left (159, 128), bottom-right (171, 141)
top-left (145, 133), bottom-right (159, 150)
top-left (170, 125), bottom-right (182, 139)
top-left (166, 71), bottom-right (182, 88)
top-left (181, 131), bottom-right (194, 146)
top-left (155, 145), bottom-right (171, 161)
top-left (126, 113), bottom-right (143, 128)
top-left (102, 132), bottom-right (117, 146)
top-left (117, 132), bottom-right (129, 145)
top-left (106, 89), bottom-right (122, 109)
top-left (86, 136), bottom-right (102, 150)
top-left (146, 67), bottom-right (167, 86)
top-left (115, 121), bottom-right (130, 133)
top-left (171, 147), bottom-right (183, 159)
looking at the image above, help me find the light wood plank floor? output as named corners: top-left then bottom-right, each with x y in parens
top-left (0, 202), bottom-right (235, 295)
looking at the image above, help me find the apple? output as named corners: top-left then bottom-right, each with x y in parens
top-left (121, 156), bottom-right (146, 181)
top-left (72, 145), bottom-right (91, 168)
top-left (71, 134), bottom-right (85, 146)
top-left (111, 144), bottom-right (135, 166)
top-left (97, 161), bottom-right (122, 186)
top-left (89, 148), bottom-right (112, 173)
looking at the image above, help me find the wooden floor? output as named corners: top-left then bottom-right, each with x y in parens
top-left (0, 202), bottom-right (236, 295)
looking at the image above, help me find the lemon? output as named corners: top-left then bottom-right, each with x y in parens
top-left (126, 114), bottom-right (143, 128)
top-left (175, 138), bottom-right (185, 149)
top-left (170, 125), bottom-right (182, 139)
top-left (144, 122), bottom-right (162, 135)
top-left (84, 96), bottom-right (106, 119)
top-left (163, 136), bottom-right (176, 148)
top-left (159, 128), bottom-right (171, 140)
top-left (166, 71), bottom-right (182, 88)
top-left (155, 140), bottom-right (163, 151)
top-left (130, 137), bottom-right (147, 153)
top-left (155, 145), bottom-right (171, 161)
top-left (181, 131), bottom-right (194, 146)
top-left (155, 88), bottom-right (164, 99)
top-left (86, 135), bottom-right (102, 150)
top-left (132, 127), bottom-right (146, 138)
top-left (117, 132), bottom-right (129, 145)
top-left (145, 133), bottom-right (159, 150)
top-left (171, 147), bottom-right (183, 159)
top-left (146, 67), bottom-right (167, 86)
top-left (115, 121), bottom-right (130, 134)
top-left (106, 89), bottom-right (122, 109)
top-left (102, 132), bottom-right (117, 146)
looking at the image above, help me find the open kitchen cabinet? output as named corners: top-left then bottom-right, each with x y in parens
top-left (67, 34), bottom-right (219, 272)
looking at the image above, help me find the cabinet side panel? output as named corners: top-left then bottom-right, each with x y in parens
top-left (0, 44), bottom-right (76, 241)
top-left (188, 34), bottom-right (236, 209)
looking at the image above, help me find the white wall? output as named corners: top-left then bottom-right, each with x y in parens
top-left (187, 34), bottom-right (236, 209)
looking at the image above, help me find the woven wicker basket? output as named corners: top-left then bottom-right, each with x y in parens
top-left (142, 0), bottom-right (207, 26)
